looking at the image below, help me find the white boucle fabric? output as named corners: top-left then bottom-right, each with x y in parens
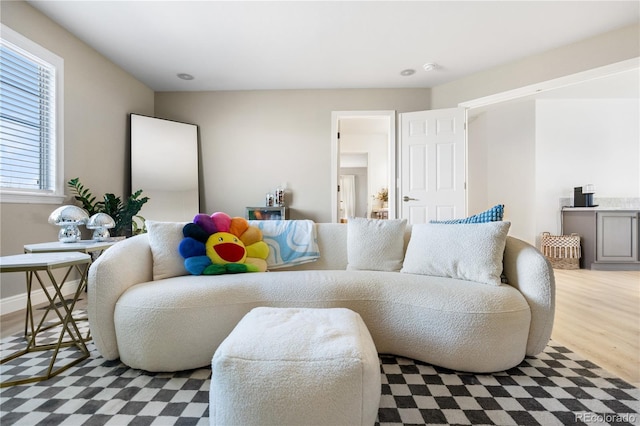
top-left (347, 217), bottom-right (407, 271)
top-left (401, 221), bottom-right (511, 286)
top-left (503, 237), bottom-right (556, 355)
top-left (88, 234), bottom-right (153, 361)
top-left (146, 221), bottom-right (188, 280)
top-left (210, 307), bottom-right (380, 426)
top-left (89, 223), bottom-right (554, 374)
top-left (113, 270), bottom-right (530, 373)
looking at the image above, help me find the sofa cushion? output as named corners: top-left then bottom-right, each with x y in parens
top-left (347, 217), bottom-right (407, 272)
top-left (179, 213), bottom-right (269, 275)
top-left (401, 221), bottom-right (510, 286)
top-left (430, 204), bottom-right (504, 224)
top-left (147, 221), bottom-right (188, 280)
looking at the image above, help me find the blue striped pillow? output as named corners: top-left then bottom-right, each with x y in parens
top-left (430, 204), bottom-right (504, 224)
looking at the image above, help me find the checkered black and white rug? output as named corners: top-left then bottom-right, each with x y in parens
top-left (1, 312), bottom-right (638, 426)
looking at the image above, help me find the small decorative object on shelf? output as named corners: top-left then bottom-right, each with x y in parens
top-left (373, 187), bottom-right (389, 209)
top-left (86, 213), bottom-right (116, 241)
top-left (246, 206), bottom-right (288, 220)
top-left (275, 186), bottom-right (285, 206)
top-left (266, 193), bottom-right (275, 207)
top-left (48, 205), bottom-right (89, 243)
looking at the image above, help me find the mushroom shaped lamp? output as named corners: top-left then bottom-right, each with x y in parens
top-left (48, 205), bottom-right (89, 243)
top-left (86, 213), bottom-right (116, 241)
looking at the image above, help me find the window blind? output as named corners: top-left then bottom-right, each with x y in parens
top-left (0, 42), bottom-right (56, 192)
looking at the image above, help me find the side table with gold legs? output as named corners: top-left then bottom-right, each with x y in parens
top-left (0, 252), bottom-right (92, 387)
top-left (23, 239), bottom-right (118, 342)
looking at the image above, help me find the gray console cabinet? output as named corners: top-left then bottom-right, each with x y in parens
top-left (562, 210), bottom-right (597, 269)
top-left (597, 211), bottom-right (638, 262)
top-left (562, 209), bottom-right (639, 270)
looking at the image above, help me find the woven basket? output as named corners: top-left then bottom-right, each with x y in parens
top-left (541, 232), bottom-right (581, 269)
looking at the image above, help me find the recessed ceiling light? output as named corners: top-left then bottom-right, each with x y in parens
top-left (177, 73), bottom-right (194, 80)
top-left (400, 69), bottom-right (416, 76)
top-left (423, 63), bottom-right (438, 72)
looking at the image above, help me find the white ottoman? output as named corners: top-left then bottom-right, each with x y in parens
top-left (210, 307), bottom-right (381, 426)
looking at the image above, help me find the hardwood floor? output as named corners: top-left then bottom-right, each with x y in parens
top-left (550, 268), bottom-right (639, 387)
top-left (1, 270), bottom-right (638, 386)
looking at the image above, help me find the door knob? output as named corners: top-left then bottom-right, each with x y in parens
top-left (403, 196), bottom-right (418, 202)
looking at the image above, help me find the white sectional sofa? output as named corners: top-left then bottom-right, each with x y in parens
top-left (87, 220), bottom-right (555, 374)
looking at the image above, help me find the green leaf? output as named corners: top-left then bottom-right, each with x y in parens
top-left (66, 177), bottom-right (150, 237)
top-left (67, 177), bottom-right (100, 215)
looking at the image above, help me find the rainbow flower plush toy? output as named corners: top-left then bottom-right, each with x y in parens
top-left (179, 212), bottom-right (269, 275)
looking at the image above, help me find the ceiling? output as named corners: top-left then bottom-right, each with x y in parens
top-left (28, 1), bottom-right (639, 92)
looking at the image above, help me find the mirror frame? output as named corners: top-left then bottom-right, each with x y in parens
top-left (130, 114), bottom-right (200, 222)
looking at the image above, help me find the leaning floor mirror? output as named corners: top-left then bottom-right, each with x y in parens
top-left (130, 114), bottom-right (200, 223)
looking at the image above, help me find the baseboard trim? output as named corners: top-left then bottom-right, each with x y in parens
top-left (0, 279), bottom-right (81, 316)
top-left (591, 262), bottom-right (640, 271)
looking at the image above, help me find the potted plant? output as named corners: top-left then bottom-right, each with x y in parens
top-left (374, 187), bottom-right (389, 209)
top-left (67, 177), bottom-right (149, 237)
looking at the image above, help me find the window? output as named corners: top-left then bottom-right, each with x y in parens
top-left (0, 25), bottom-right (64, 203)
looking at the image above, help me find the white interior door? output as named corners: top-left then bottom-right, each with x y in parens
top-left (400, 108), bottom-right (466, 224)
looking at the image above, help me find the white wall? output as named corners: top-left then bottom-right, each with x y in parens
top-left (468, 101), bottom-right (536, 242)
top-left (535, 98), bottom-right (640, 237)
top-left (155, 89), bottom-right (430, 222)
top-left (425, 22), bottom-right (639, 245)
top-left (0, 1), bottom-right (154, 301)
top-left (468, 98), bottom-right (639, 245)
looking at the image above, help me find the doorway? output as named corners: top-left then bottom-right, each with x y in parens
top-left (331, 111), bottom-right (396, 223)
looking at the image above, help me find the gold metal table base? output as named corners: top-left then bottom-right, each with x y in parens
top-left (1, 253), bottom-right (91, 388)
top-left (22, 261), bottom-right (92, 343)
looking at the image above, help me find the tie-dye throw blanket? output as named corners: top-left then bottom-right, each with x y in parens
top-left (249, 220), bottom-right (320, 269)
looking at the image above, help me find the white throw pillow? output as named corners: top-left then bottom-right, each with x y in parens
top-left (401, 221), bottom-right (510, 286)
top-left (146, 221), bottom-right (188, 280)
top-left (347, 217), bottom-right (407, 272)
